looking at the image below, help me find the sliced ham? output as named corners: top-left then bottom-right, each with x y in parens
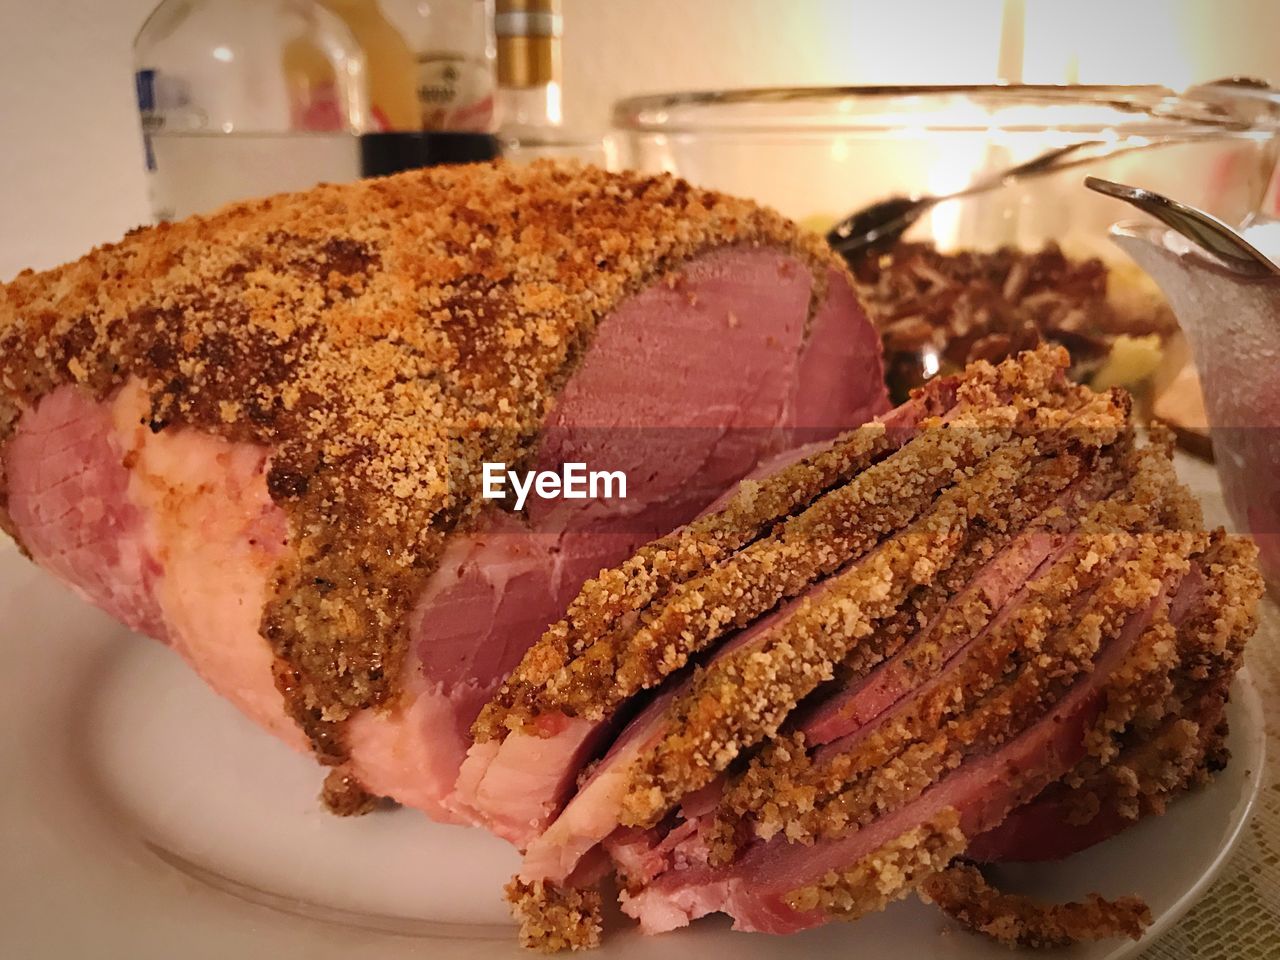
top-left (966, 543), bottom-right (1250, 864)
top-left (509, 364), bottom-right (1127, 895)
top-left (2, 172), bottom-right (1263, 960)
top-left (458, 378), bottom-right (964, 842)
top-left (521, 457), bottom-right (1054, 884)
top-left (492, 349), bottom-right (1262, 952)
top-left (621, 562), bottom-right (1192, 935)
top-left (796, 465), bottom-right (1121, 747)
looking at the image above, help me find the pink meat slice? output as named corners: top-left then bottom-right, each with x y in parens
top-left (604, 780), bottom-right (723, 889)
top-left (458, 384), bottom-right (955, 847)
top-left (2, 246), bottom-right (886, 824)
top-left (804, 541), bottom-right (1129, 781)
top-left (516, 584), bottom-right (807, 883)
top-left (602, 510), bottom-right (1092, 884)
top-left (799, 528), bottom-right (1062, 746)
top-left (967, 564), bottom-right (1213, 864)
top-left (5, 385), bottom-right (169, 643)
top-left (963, 680), bottom-right (1230, 864)
top-left (519, 682), bottom-right (687, 882)
top-left (578, 381), bottom-right (1010, 881)
top-left (7, 381), bottom-right (305, 749)
top-left (797, 460), bottom-right (1124, 748)
top-left (621, 570), bottom-right (1191, 936)
top-left (597, 475), bottom-right (1112, 886)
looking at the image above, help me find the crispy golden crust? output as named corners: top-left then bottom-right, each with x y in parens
top-left (665, 448), bottom-right (1085, 844)
top-left (705, 531), bottom-right (1255, 944)
top-left (476, 417), bottom-right (906, 742)
top-left (320, 768), bottom-right (380, 816)
top-left (473, 419), bottom-right (906, 742)
top-left (1075, 537), bottom-right (1254, 773)
top-left (615, 436), bottom-right (1041, 827)
top-left (506, 879), bottom-right (603, 953)
top-left (0, 161), bottom-right (842, 752)
top-left (1055, 533), bottom-right (1261, 820)
top-left (670, 431), bottom-right (1229, 873)
top-left (476, 346), bottom-right (1087, 741)
top-left (629, 433), bottom-right (1115, 833)
top-left (731, 531), bottom-right (1194, 852)
top-left (510, 415), bottom-right (1004, 734)
top-left (704, 428), bottom-right (1210, 855)
top-left (827, 442), bottom-right (1120, 689)
top-left (584, 377), bottom-right (963, 646)
top-left (785, 808), bottom-right (968, 918)
top-left (772, 560), bottom-right (1192, 937)
top-left (951, 533), bottom-right (1194, 747)
top-left (1056, 713), bottom-right (1219, 828)
top-left (921, 863), bottom-right (1150, 947)
top-left (1173, 534), bottom-right (1260, 677)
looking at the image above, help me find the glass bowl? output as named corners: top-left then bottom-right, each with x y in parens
top-left (614, 85), bottom-right (1279, 409)
top-left (613, 84), bottom-right (1279, 257)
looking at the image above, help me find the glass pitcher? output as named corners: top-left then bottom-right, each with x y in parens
top-left (1104, 191), bottom-right (1280, 594)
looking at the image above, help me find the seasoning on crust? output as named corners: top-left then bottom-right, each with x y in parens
top-left (0, 160), bottom-right (844, 760)
top-left (920, 863), bottom-right (1151, 947)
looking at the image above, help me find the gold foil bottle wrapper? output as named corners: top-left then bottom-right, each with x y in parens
top-left (496, 0), bottom-right (561, 89)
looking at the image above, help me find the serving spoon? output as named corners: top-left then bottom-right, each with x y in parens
top-left (826, 76), bottom-right (1280, 261)
top-left (1084, 176), bottom-right (1280, 278)
top-left (825, 139), bottom-right (1103, 258)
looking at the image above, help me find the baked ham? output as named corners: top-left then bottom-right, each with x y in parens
top-left (0, 162), bottom-right (887, 820)
top-left (486, 346), bottom-right (1262, 951)
top-left (1, 159), bottom-right (1262, 954)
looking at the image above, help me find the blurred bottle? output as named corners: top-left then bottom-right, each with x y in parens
top-left (494, 0), bottom-right (608, 165)
top-left (495, 0), bottom-right (561, 135)
top-left (135, 0), bottom-right (373, 221)
top-left (309, 0), bottom-right (419, 130)
top-left (390, 0), bottom-right (495, 132)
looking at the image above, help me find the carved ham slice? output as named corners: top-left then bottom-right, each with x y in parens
top-left (494, 348), bottom-right (1262, 952)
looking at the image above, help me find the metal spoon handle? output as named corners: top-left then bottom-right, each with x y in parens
top-left (949, 139), bottom-right (1105, 201)
top-left (1085, 176), bottom-right (1280, 278)
top-left (829, 139), bottom-right (1108, 258)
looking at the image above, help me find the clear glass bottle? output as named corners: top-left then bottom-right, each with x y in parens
top-left (134, 0), bottom-right (370, 222)
top-left (391, 0), bottom-right (495, 132)
top-left (493, 0), bottom-right (608, 165)
top-left (494, 0), bottom-right (561, 134)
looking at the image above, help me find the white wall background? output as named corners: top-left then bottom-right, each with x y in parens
top-left (1, 0), bottom-right (1278, 281)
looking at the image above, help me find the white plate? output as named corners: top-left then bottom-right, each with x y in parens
top-left (1, 454), bottom-right (1269, 960)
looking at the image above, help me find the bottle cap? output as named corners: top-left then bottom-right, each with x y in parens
top-left (359, 132), bottom-right (500, 177)
top-left (495, 0), bottom-right (561, 37)
top-left (495, 0), bottom-right (561, 88)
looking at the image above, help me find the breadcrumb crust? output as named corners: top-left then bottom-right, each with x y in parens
top-left (786, 809), bottom-right (968, 917)
top-left (633, 388), bottom-right (1133, 839)
top-left (0, 161), bottom-right (840, 753)
top-left (488, 348), bottom-right (1262, 951)
top-left (477, 347), bottom-right (1085, 741)
top-left (722, 529), bottom-right (1183, 852)
top-left (921, 863), bottom-right (1151, 946)
top-left (506, 879), bottom-right (603, 952)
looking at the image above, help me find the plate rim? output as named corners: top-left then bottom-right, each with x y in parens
top-left (1102, 665), bottom-right (1267, 960)
top-left (1, 534), bottom-right (1271, 958)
